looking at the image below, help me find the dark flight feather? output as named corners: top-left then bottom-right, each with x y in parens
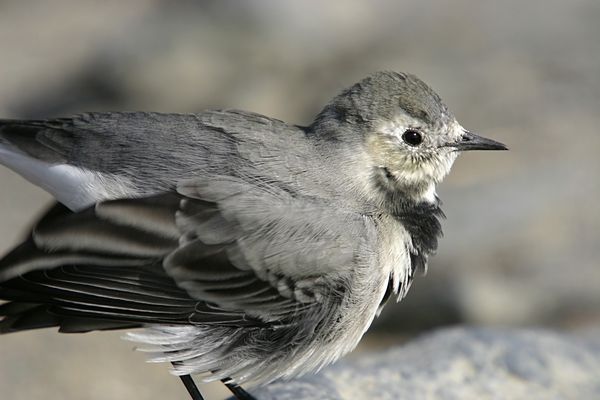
top-left (0, 186), bottom-right (351, 333)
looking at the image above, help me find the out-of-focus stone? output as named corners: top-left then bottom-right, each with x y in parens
top-left (248, 328), bottom-right (600, 400)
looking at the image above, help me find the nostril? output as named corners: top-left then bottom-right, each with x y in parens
top-left (462, 134), bottom-right (472, 142)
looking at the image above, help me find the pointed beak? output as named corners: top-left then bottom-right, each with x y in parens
top-left (450, 130), bottom-right (508, 151)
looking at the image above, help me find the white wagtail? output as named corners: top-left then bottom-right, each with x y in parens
top-left (0, 71), bottom-right (507, 400)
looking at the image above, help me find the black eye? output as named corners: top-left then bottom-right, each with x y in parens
top-left (402, 129), bottom-right (423, 146)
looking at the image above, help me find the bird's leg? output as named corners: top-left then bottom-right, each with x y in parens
top-left (178, 374), bottom-right (205, 400)
top-left (222, 379), bottom-right (258, 400)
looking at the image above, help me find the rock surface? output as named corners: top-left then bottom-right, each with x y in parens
top-left (248, 328), bottom-right (600, 400)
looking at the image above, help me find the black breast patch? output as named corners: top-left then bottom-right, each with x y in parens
top-left (395, 201), bottom-right (445, 274)
top-left (373, 167), bottom-right (445, 275)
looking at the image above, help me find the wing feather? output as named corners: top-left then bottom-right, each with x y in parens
top-left (1, 175), bottom-right (373, 333)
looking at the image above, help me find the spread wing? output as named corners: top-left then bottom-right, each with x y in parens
top-left (0, 176), bottom-right (374, 333)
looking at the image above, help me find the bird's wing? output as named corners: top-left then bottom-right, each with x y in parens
top-left (0, 111), bottom-right (267, 210)
top-left (0, 176), bottom-right (375, 332)
top-left (170, 174), bottom-right (374, 321)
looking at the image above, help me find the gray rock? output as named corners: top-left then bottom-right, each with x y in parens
top-left (247, 328), bottom-right (600, 400)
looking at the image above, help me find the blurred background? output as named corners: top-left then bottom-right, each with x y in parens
top-left (0, 1), bottom-right (599, 399)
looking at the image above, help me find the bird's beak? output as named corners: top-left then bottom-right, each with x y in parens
top-left (450, 130), bottom-right (508, 151)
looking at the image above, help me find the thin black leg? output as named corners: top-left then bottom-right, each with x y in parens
top-left (223, 380), bottom-right (258, 400)
top-left (178, 374), bottom-right (205, 400)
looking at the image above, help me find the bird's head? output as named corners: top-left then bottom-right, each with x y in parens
top-left (312, 71), bottom-right (507, 202)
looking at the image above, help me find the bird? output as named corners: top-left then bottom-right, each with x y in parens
top-left (0, 71), bottom-right (507, 400)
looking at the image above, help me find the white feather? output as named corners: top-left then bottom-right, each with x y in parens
top-left (0, 144), bottom-right (136, 210)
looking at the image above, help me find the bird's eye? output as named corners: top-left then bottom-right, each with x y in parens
top-left (402, 129), bottom-right (423, 146)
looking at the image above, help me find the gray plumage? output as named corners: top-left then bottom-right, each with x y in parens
top-left (0, 71), bottom-right (506, 387)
